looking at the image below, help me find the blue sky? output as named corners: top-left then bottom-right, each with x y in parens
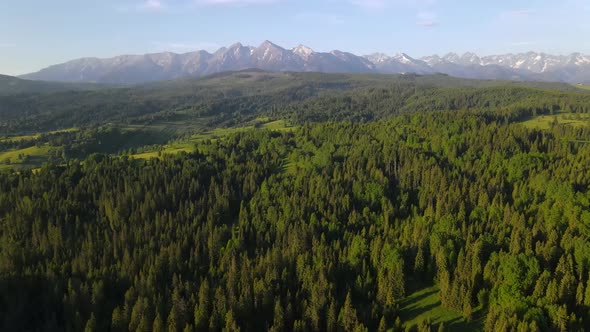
top-left (1, 0), bottom-right (589, 75)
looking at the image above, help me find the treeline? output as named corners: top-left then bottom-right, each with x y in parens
top-left (0, 110), bottom-right (589, 331)
top-left (2, 72), bottom-right (590, 135)
top-left (0, 127), bottom-right (171, 165)
top-left (278, 85), bottom-right (590, 124)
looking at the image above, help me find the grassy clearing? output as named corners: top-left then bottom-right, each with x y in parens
top-left (0, 145), bottom-right (55, 169)
top-left (130, 151), bottom-right (161, 160)
top-left (131, 119), bottom-right (295, 160)
top-left (0, 128), bottom-right (79, 143)
top-left (133, 141), bottom-right (197, 159)
top-left (399, 285), bottom-right (483, 331)
top-left (0, 134), bottom-right (39, 143)
top-left (260, 120), bottom-right (291, 131)
top-left (574, 84), bottom-right (590, 91)
top-left (520, 112), bottom-right (590, 130)
top-left (116, 113), bottom-right (218, 137)
top-left (0, 119), bottom-right (296, 165)
top-left (0, 145), bottom-right (53, 161)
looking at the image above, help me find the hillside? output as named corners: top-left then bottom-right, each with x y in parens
top-left (0, 71), bottom-right (590, 331)
top-left (0, 108), bottom-right (589, 331)
top-left (1, 71), bottom-right (588, 136)
top-left (4, 0), bottom-right (590, 330)
top-left (0, 74), bottom-right (106, 96)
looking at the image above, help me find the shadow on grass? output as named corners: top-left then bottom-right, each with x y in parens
top-left (399, 288), bottom-right (438, 308)
top-left (400, 283), bottom-right (485, 332)
top-left (444, 312), bottom-right (485, 332)
top-left (402, 300), bottom-right (441, 320)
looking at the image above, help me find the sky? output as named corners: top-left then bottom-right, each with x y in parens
top-left (1, 0), bottom-right (590, 75)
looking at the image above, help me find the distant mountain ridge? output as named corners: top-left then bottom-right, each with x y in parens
top-left (20, 41), bottom-right (590, 84)
top-left (0, 74), bottom-right (106, 96)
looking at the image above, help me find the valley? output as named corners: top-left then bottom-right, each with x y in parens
top-left (2, 71), bottom-right (589, 172)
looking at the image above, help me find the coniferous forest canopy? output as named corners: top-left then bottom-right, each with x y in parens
top-left (1, 72), bottom-right (590, 331)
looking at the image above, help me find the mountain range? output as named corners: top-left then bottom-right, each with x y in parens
top-left (20, 41), bottom-right (590, 85)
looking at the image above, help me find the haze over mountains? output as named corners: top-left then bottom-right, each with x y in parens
top-left (0, 74), bottom-right (106, 96)
top-left (20, 41), bottom-right (590, 85)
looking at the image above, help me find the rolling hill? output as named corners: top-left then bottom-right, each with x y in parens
top-left (1, 71), bottom-right (589, 136)
top-left (0, 74), bottom-right (107, 96)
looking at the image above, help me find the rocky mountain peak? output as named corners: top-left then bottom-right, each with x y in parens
top-left (18, 41), bottom-right (590, 84)
top-left (292, 45), bottom-right (315, 59)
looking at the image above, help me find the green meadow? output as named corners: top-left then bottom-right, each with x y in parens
top-left (0, 128), bottom-right (79, 143)
top-left (520, 112), bottom-right (590, 130)
top-left (399, 285), bottom-right (484, 331)
top-left (131, 119), bottom-right (294, 160)
top-left (0, 145), bottom-right (56, 169)
top-left (0, 119), bottom-right (294, 168)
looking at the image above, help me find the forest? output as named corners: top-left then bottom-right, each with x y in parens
top-left (0, 72), bottom-right (590, 331)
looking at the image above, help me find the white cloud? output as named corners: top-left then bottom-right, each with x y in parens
top-left (349, 0), bottom-right (437, 10)
top-left (196, 0), bottom-right (280, 5)
top-left (115, 0), bottom-right (168, 12)
top-left (349, 0), bottom-right (388, 9)
top-left (141, 0), bottom-right (165, 10)
top-left (116, 0), bottom-right (279, 13)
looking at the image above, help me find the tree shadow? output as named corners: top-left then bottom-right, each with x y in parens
top-left (399, 288), bottom-right (438, 308)
top-left (444, 310), bottom-right (485, 332)
top-left (0, 276), bottom-right (65, 332)
top-left (401, 301), bottom-right (442, 321)
top-left (0, 275), bottom-right (128, 332)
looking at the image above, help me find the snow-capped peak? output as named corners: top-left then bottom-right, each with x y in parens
top-left (229, 42), bottom-right (244, 49)
top-left (443, 52), bottom-right (460, 62)
top-left (259, 40), bottom-right (283, 50)
top-left (393, 53), bottom-right (415, 64)
top-left (292, 45), bottom-right (314, 59)
top-left (420, 55), bottom-right (443, 65)
top-left (364, 53), bottom-right (391, 64)
top-left (461, 52), bottom-right (482, 65)
top-left (571, 53), bottom-right (590, 66)
top-left (20, 40), bottom-right (590, 85)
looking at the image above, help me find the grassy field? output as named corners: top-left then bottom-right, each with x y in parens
top-left (259, 119), bottom-right (291, 131)
top-left (0, 119), bottom-right (296, 168)
top-left (132, 141), bottom-right (196, 159)
top-left (399, 285), bottom-right (483, 331)
top-left (0, 145), bottom-right (55, 169)
top-left (574, 84), bottom-right (590, 91)
top-left (131, 119), bottom-right (294, 160)
top-left (520, 112), bottom-right (590, 130)
top-left (0, 128), bottom-right (79, 143)
top-left (0, 134), bottom-right (39, 143)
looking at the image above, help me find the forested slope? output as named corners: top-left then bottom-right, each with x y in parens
top-left (1, 71), bottom-right (589, 135)
top-left (0, 74), bottom-right (107, 96)
top-left (1, 109), bottom-right (590, 331)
